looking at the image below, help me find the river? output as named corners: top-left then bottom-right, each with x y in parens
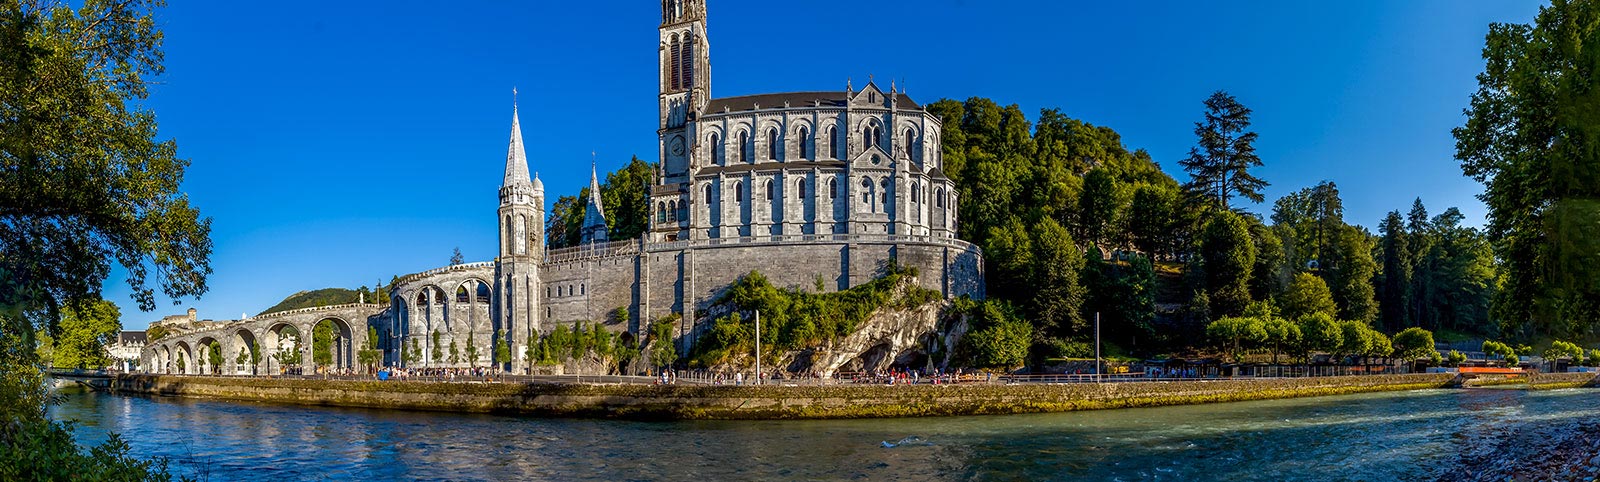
top-left (47, 385), bottom-right (1599, 481)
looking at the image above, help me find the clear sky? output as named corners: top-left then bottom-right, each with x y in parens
top-left (103, 0), bottom-right (1546, 329)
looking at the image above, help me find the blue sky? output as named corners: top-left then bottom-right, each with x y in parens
top-left (104, 0), bottom-right (1544, 328)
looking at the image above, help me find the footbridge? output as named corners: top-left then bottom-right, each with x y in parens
top-left (142, 303), bottom-right (389, 375)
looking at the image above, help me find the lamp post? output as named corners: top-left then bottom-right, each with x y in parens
top-left (1095, 312), bottom-right (1102, 381)
top-left (754, 309), bottom-right (762, 385)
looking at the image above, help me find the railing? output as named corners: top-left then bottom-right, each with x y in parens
top-left (543, 240), bottom-right (641, 264)
top-left (255, 303), bottom-right (389, 320)
top-left (649, 233), bottom-right (981, 254)
top-left (394, 261), bottom-right (496, 286)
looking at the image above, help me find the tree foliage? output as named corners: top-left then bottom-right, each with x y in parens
top-left (546, 156), bottom-right (654, 248)
top-left (1390, 327), bottom-right (1438, 362)
top-left (1197, 210), bottom-right (1256, 318)
top-left (49, 298), bottom-right (119, 369)
top-left (1180, 90), bottom-right (1268, 210)
top-left (1455, 0), bottom-right (1600, 339)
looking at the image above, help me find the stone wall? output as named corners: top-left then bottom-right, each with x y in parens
top-left (109, 373), bottom-right (1457, 420)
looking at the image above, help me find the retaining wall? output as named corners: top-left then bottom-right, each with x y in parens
top-left (111, 374), bottom-right (1456, 420)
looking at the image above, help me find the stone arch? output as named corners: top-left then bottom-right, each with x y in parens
top-left (311, 316), bottom-right (355, 371)
top-left (157, 344), bottom-right (171, 374)
top-left (230, 328), bottom-right (259, 375)
top-left (265, 322), bottom-right (303, 375)
top-left (196, 336), bottom-right (222, 375)
top-left (173, 340), bottom-right (195, 375)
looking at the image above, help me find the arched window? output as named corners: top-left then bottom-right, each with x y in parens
top-left (580, 283), bottom-right (586, 295)
top-left (669, 36), bottom-right (681, 90)
top-left (657, 201), bottom-right (667, 223)
top-left (547, 285), bottom-right (551, 298)
top-left (703, 183), bottom-right (713, 202)
top-left (796, 179), bottom-right (806, 199)
top-left (767, 128), bottom-right (778, 160)
top-left (476, 282), bottom-right (490, 303)
top-left (765, 180), bottom-right (774, 201)
top-left (682, 35), bottom-right (695, 88)
top-left (911, 182), bottom-right (920, 203)
top-left (668, 200), bottom-right (678, 222)
top-left (734, 181), bottom-right (744, 204)
top-left (456, 285), bottom-right (469, 303)
top-left (827, 125), bottom-right (839, 158)
top-left (738, 131), bottom-right (750, 163)
top-left (861, 177), bottom-right (873, 205)
top-left (709, 133), bottom-right (721, 165)
top-left (829, 178), bottom-right (838, 199)
top-left (797, 126), bottom-right (810, 160)
top-left (415, 292), bottom-right (428, 308)
top-left (881, 178), bottom-right (890, 204)
top-left (936, 187), bottom-right (946, 208)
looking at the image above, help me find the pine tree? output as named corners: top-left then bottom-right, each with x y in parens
top-left (1180, 91), bottom-right (1268, 210)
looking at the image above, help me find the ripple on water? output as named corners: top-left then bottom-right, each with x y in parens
top-left (45, 387), bottom-right (1600, 481)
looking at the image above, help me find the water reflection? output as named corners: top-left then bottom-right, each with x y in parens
top-left (48, 386), bottom-right (1600, 481)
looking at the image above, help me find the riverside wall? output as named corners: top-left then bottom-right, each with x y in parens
top-left (110, 374), bottom-right (1459, 420)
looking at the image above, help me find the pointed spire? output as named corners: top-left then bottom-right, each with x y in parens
top-left (580, 154), bottom-right (609, 244)
top-left (503, 90), bottom-right (532, 188)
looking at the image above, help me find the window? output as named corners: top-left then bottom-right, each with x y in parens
top-left (657, 201), bottom-right (667, 223)
top-left (797, 126), bottom-right (810, 159)
top-left (936, 187), bottom-right (946, 208)
top-left (862, 123), bottom-right (883, 150)
top-left (682, 35), bottom-right (694, 88)
top-left (829, 178), bottom-right (837, 199)
top-left (476, 282), bottom-right (491, 303)
top-left (796, 179), bottom-right (806, 199)
top-left (881, 178), bottom-right (890, 204)
top-left (828, 125), bottom-right (839, 158)
top-left (861, 177), bottom-right (872, 205)
top-left (669, 36), bottom-right (681, 90)
top-left (668, 200), bottom-right (678, 222)
top-left (734, 181), bottom-right (744, 204)
top-left (767, 128), bottom-right (779, 160)
top-left (905, 130), bottom-right (915, 156)
top-left (911, 182), bottom-right (920, 203)
top-left (765, 180), bottom-right (774, 201)
top-left (580, 284), bottom-right (585, 295)
top-left (546, 286), bottom-right (551, 298)
top-left (456, 285), bottom-right (469, 303)
top-left (709, 133), bottom-right (721, 165)
top-left (703, 183), bottom-right (713, 202)
top-left (739, 131), bottom-right (750, 163)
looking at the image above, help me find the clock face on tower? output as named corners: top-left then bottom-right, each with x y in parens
top-left (670, 136), bottom-right (685, 156)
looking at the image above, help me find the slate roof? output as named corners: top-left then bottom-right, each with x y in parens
top-left (704, 91), bottom-right (921, 114)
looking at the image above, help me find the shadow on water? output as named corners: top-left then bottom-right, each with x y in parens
top-left (47, 386), bottom-right (1600, 481)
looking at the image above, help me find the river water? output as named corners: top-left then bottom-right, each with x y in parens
top-left (47, 385), bottom-right (1599, 481)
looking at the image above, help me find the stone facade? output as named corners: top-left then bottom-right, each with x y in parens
top-left (142, 1), bottom-right (984, 374)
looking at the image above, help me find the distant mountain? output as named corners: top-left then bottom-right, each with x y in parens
top-left (258, 288), bottom-right (363, 316)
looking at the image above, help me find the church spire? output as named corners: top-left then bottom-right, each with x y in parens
top-left (580, 155), bottom-right (609, 245)
top-left (503, 92), bottom-right (532, 188)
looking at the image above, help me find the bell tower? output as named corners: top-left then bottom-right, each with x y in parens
top-left (496, 98), bottom-right (544, 373)
top-left (658, 0), bottom-right (709, 186)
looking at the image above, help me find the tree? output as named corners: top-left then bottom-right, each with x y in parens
top-left (50, 298), bottom-right (121, 369)
top-left (311, 320), bottom-right (333, 370)
top-left (448, 339), bottom-right (459, 365)
top-left (1197, 210), bottom-right (1256, 318)
top-left (1335, 321), bottom-right (1374, 364)
top-left (1378, 211), bottom-right (1414, 331)
top-left (1326, 225), bottom-right (1379, 323)
top-left (648, 318), bottom-right (678, 370)
top-left (1075, 167), bottom-right (1122, 249)
top-left (1391, 327), bottom-right (1438, 363)
top-left (464, 332), bottom-right (479, 367)
top-left (1587, 349), bottom-right (1600, 367)
top-left (1180, 90), bottom-right (1267, 210)
top-left (493, 329), bottom-right (511, 367)
top-left (1250, 221), bottom-right (1290, 302)
top-left (1297, 313), bottom-right (1343, 361)
top-left (1206, 316), bottom-right (1266, 364)
top-left (1280, 273), bottom-right (1337, 322)
top-left (235, 347), bottom-right (248, 374)
top-left (1447, 350), bottom-right (1468, 367)
top-left (1030, 218), bottom-right (1086, 336)
top-left (1261, 315), bottom-right (1301, 365)
top-left (250, 340), bottom-right (262, 375)
top-left (1544, 341), bottom-right (1585, 370)
top-left (961, 300), bottom-right (1032, 369)
top-left (357, 326), bottom-right (381, 373)
top-left (450, 247), bottom-right (464, 265)
top-left (203, 341), bottom-right (220, 374)
top-left (430, 330), bottom-right (443, 366)
top-left (1455, 0), bottom-right (1600, 339)
top-left (1128, 183), bottom-right (1178, 258)
top-left (0, 0), bottom-right (213, 322)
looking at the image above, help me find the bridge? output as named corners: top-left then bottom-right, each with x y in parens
top-left (142, 303), bottom-right (389, 375)
top-left (45, 368), bottom-right (116, 391)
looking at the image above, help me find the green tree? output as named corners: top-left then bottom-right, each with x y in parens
top-left (430, 330), bottom-right (443, 366)
top-left (1250, 221), bottom-right (1290, 302)
top-left (448, 339), bottom-right (459, 365)
top-left (1271, 181), bottom-right (1344, 269)
top-left (1206, 316), bottom-right (1266, 364)
top-left (357, 326), bottom-right (381, 373)
top-left (1180, 90), bottom-right (1268, 210)
top-left (1544, 340), bottom-right (1585, 369)
top-left (1378, 211), bottom-right (1414, 331)
top-left (1335, 320), bottom-right (1374, 364)
top-left (960, 300), bottom-right (1032, 369)
top-left (1197, 210), bottom-right (1256, 318)
top-left (50, 298), bottom-right (121, 369)
top-left (1297, 313), bottom-right (1343, 361)
top-left (1326, 225), bottom-right (1379, 323)
top-left (1280, 272), bottom-right (1337, 322)
top-left (235, 347), bottom-right (248, 373)
top-left (250, 339), bottom-right (262, 375)
top-left (1447, 350), bottom-right (1468, 367)
top-left (206, 340), bottom-right (222, 375)
top-left (494, 329), bottom-right (511, 367)
top-left (1391, 327), bottom-right (1438, 363)
top-left (1128, 183), bottom-right (1178, 258)
top-left (1030, 218), bottom-right (1086, 336)
top-left (1586, 349), bottom-right (1600, 367)
top-left (450, 247), bottom-right (464, 265)
top-left (1261, 315), bottom-right (1301, 364)
top-left (311, 320), bottom-right (333, 369)
top-left (1075, 167), bottom-right (1122, 249)
top-left (464, 332), bottom-right (479, 367)
top-left (648, 318), bottom-right (678, 370)
top-left (1455, 0), bottom-right (1600, 339)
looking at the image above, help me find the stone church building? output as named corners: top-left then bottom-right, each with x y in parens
top-left (377, 0), bottom-right (985, 371)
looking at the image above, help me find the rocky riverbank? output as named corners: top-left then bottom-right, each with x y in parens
top-left (1437, 413), bottom-right (1600, 481)
top-left (110, 373), bottom-right (1457, 420)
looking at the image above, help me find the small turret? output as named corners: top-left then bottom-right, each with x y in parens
top-left (580, 161), bottom-right (609, 245)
